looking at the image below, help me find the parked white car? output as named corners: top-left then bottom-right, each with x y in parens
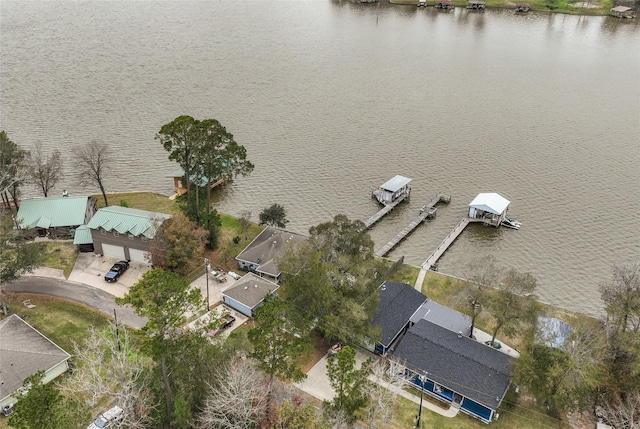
top-left (87, 405), bottom-right (123, 429)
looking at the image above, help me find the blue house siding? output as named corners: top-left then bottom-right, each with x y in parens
top-left (409, 371), bottom-right (494, 423)
top-left (461, 398), bottom-right (493, 423)
top-left (222, 295), bottom-right (252, 318)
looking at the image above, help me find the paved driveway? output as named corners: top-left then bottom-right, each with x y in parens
top-left (4, 277), bottom-right (147, 329)
top-left (67, 253), bottom-right (150, 298)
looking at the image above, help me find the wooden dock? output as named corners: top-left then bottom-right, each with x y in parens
top-left (374, 194), bottom-right (451, 257)
top-left (421, 217), bottom-right (470, 271)
top-left (365, 196), bottom-right (410, 229)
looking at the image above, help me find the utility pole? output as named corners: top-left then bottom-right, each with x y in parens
top-left (204, 258), bottom-right (210, 311)
top-left (416, 371), bottom-right (426, 428)
top-left (113, 309), bottom-right (121, 352)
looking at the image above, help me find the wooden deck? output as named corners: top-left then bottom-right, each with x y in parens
top-left (421, 217), bottom-right (470, 271)
top-left (374, 194), bottom-right (451, 257)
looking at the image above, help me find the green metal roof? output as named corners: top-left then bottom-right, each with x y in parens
top-left (17, 197), bottom-right (90, 229)
top-left (73, 225), bottom-right (93, 245)
top-left (86, 206), bottom-right (171, 239)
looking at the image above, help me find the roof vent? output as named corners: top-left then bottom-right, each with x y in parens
top-left (254, 284), bottom-right (258, 288)
top-left (458, 331), bottom-right (462, 338)
top-left (244, 286), bottom-right (248, 290)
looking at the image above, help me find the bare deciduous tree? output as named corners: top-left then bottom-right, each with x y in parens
top-left (600, 261), bottom-right (640, 335)
top-left (599, 390), bottom-right (640, 429)
top-left (456, 255), bottom-right (502, 337)
top-left (364, 358), bottom-right (409, 429)
top-left (74, 140), bottom-right (112, 206)
top-left (198, 360), bottom-right (268, 429)
top-left (27, 141), bottom-right (63, 197)
top-left (239, 210), bottom-right (251, 239)
top-left (64, 322), bottom-right (156, 429)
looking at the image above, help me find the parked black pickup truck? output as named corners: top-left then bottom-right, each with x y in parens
top-left (104, 260), bottom-right (129, 283)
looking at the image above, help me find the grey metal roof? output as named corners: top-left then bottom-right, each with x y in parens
top-left (0, 315), bottom-right (70, 402)
top-left (72, 225), bottom-right (93, 245)
top-left (86, 206), bottom-right (170, 239)
top-left (235, 227), bottom-right (307, 277)
top-left (373, 282), bottom-right (428, 347)
top-left (379, 176), bottom-right (412, 193)
top-left (17, 196), bottom-right (90, 229)
top-left (221, 272), bottom-right (279, 309)
top-left (394, 319), bottom-right (513, 410)
top-left (422, 301), bottom-right (472, 337)
top-left (611, 5), bottom-right (632, 11)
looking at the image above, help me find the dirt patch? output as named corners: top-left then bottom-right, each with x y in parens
top-left (302, 335), bottom-right (332, 373)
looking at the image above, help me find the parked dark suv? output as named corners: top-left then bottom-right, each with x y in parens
top-left (104, 261), bottom-right (129, 283)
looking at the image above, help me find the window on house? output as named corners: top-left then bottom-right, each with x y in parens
top-left (113, 232), bottom-right (119, 237)
top-left (141, 237), bottom-right (147, 242)
top-left (101, 229), bottom-right (106, 235)
top-left (129, 234), bottom-right (134, 240)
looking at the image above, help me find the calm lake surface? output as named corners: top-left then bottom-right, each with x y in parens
top-left (1, 0), bottom-right (639, 317)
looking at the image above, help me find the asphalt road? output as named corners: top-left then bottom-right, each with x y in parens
top-left (4, 277), bottom-right (147, 329)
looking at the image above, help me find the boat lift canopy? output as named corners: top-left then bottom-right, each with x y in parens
top-left (468, 193), bottom-right (510, 215)
top-left (380, 175), bottom-right (412, 192)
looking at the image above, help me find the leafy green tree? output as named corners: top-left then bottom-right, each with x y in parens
top-left (0, 130), bottom-right (29, 209)
top-left (259, 203), bottom-right (289, 228)
top-left (74, 140), bottom-right (112, 206)
top-left (486, 268), bottom-right (540, 347)
top-left (515, 319), bottom-right (609, 414)
top-left (26, 141), bottom-right (63, 197)
top-left (148, 212), bottom-right (209, 276)
top-left (157, 116), bottom-right (253, 247)
top-left (248, 296), bottom-right (313, 425)
top-left (324, 346), bottom-right (372, 427)
top-left (116, 268), bottom-right (204, 427)
top-left (7, 371), bottom-right (88, 429)
top-left (0, 213), bottom-right (41, 314)
top-left (278, 215), bottom-right (385, 344)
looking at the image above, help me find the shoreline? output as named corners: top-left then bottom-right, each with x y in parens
top-left (388, 0), bottom-right (617, 16)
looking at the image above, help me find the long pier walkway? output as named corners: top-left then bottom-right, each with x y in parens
top-left (364, 194), bottom-right (410, 229)
top-left (421, 217), bottom-right (470, 271)
top-left (374, 194), bottom-right (451, 257)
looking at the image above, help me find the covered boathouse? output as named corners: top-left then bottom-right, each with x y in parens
top-left (610, 5), bottom-right (635, 18)
top-left (393, 319), bottom-right (514, 423)
top-left (468, 193), bottom-right (511, 227)
top-left (372, 175), bottom-right (412, 206)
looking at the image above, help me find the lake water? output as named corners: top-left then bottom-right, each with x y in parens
top-left (1, 0), bottom-right (639, 317)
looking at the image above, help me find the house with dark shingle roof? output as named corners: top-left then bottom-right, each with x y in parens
top-left (16, 196), bottom-right (97, 238)
top-left (393, 319), bottom-right (514, 423)
top-left (0, 315), bottom-right (71, 408)
top-left (86, 206), bottom-right (171, 263)
top-left (221, 272), bottom-right (279, 317)
top-left (235, 227), bottom-right (307, 283)
top-left (370, 281), bottom-right (429, 355)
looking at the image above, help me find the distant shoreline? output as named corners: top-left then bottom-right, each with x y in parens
top-left (388, 0), bottom-right (617, 16)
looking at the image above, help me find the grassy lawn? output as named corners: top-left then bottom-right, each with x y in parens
top-left (390, 393), bottom-right (570, 429)
top-left (2, 293), bottom-right (111, 354)
top-left (36, 241), bottom-right (78, 278)
top-left (95, 191), bottom-right (182, 215)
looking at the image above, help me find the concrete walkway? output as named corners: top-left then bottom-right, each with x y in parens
top-left (295, 348), bottom-right (459, 418)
